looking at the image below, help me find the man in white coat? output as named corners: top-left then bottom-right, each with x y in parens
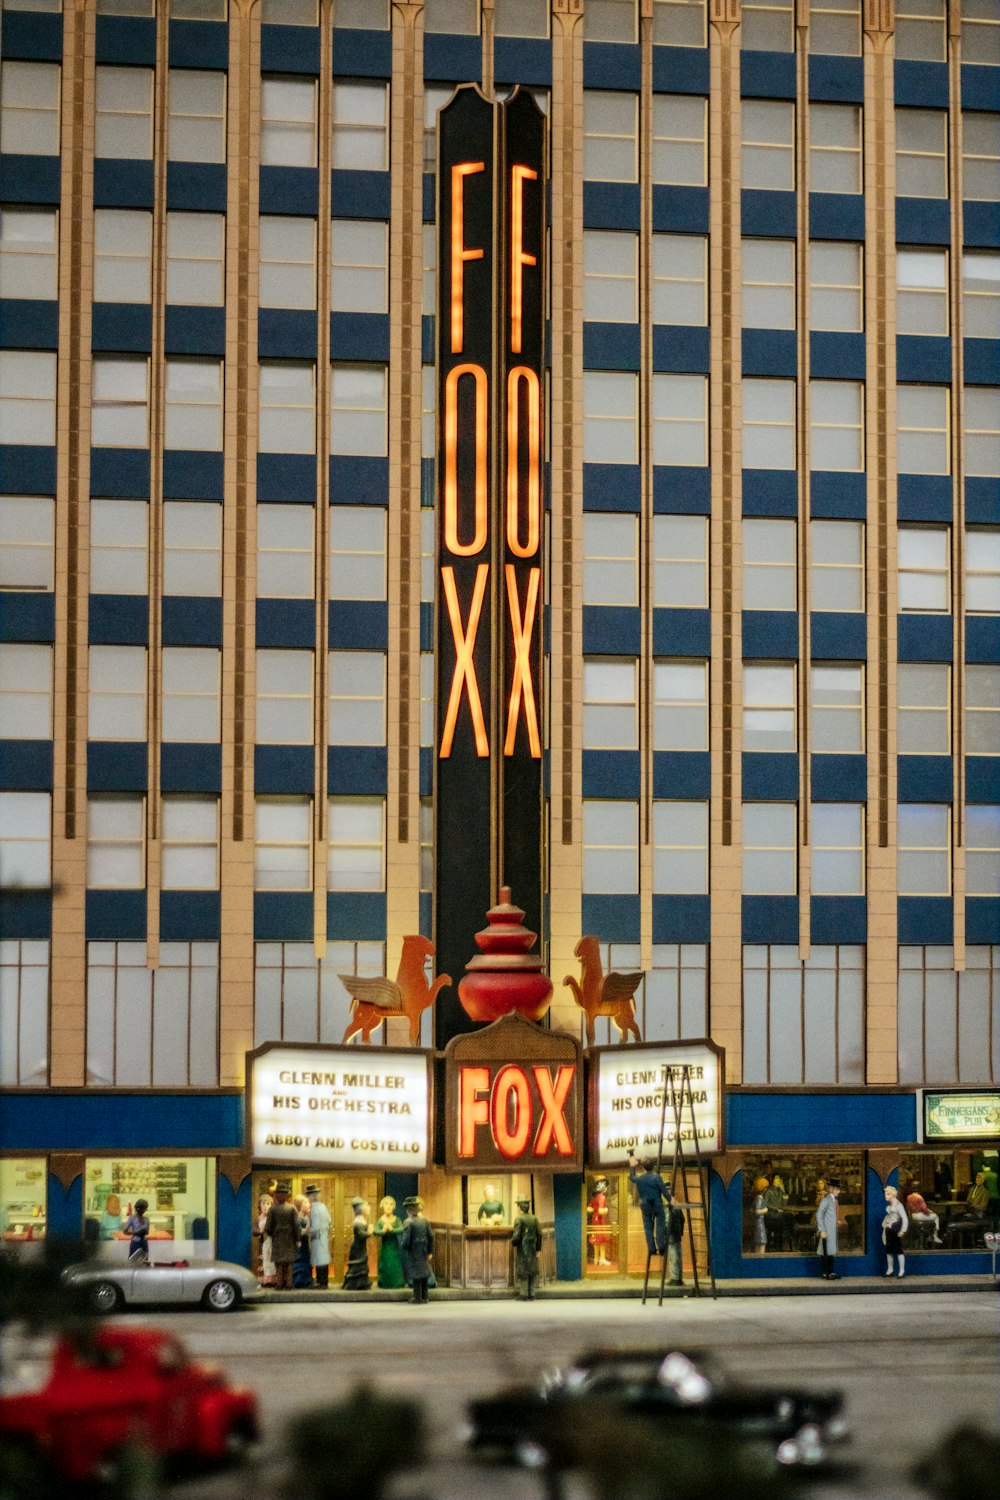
top-left (306, 1184), bottom-right (332, 1288)
top-left (816, 1178), bottom-right (841, 1281)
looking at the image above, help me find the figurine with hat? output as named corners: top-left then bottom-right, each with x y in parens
top-left (305, 1183), bottom-right (332, 1289)
top-left (342, 1196), bottom-right (372, 1290)
top-left (511, 1194), bottom-right (541, 1300)
top-left (263, 1181), bottom-right (301, 1291)
top-left (398, 1195), bottom-right (434, 1304)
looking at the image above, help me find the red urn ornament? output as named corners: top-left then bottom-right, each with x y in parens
top-left (457, 887), bottom-right (553, 1024)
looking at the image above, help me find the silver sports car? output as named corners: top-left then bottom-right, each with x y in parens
top-left (62, 1258), bottom-right (263, 1314)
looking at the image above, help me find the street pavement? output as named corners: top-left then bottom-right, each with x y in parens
top-left (152, 1292), bottom-right (998, 1499)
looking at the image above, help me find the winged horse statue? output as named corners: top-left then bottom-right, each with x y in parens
top-left (563, 935), bottom-right (643, 1047)
top-left (340, 934), bottom-right (451, 1045)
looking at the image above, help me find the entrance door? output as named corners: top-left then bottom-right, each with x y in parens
top-left (583, 1170), bottom-right (659, 1277)
top-left (252, 1171), bottom-right (383, 1281)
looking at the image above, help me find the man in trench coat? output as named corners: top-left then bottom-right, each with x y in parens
top-left (305, 1183), bottom-right (332, 1288)
top-left (398, 1195), bottom-right (434, 1304)
top-left (816, 1178), bottom-right (842, 1280)
top-left (263, 1182), bottom-right (301, 1291)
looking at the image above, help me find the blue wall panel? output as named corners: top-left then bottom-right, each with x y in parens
top-left (652, 48), bottom-right (710, 95)
top-left (256, 599), bottom-right (316, 649)
top-left (166, 162), bottom-right (227, 213)
top-left (254, 892), bottom-right (314, 941)
top-left (809, 331), bottom-right (865, 380)
top-left (651, 185), bottom-right (709, 233)
top-left (740, 50), bottom-right (795, 98)
top-left (91, 302), bottom-right (152, 353)
top-left (328, 600), bottom-right (389, 648)
top-left (811, 896), bottom-right (866, 944)
top-left (90, 448), bottom-right (150, 498)
top-left (651, 325), bottom-right (710, 374)
top-left (261, 24), bottom-right (321, 75)
top-left (895, 198), bottom-right (950, 245)
top-left (651, 894), bottom-right (711, 943)
top-left (966, 615), bottom-right (1000, 663)
top-left (327, 892), bottom-right (387, 941)
top-left (810, 470), bottom-right (867, 517)
top-left (329, 455), bottom-right (389, 504)
top-left (164, 305), bottom-right (226, 355)
top-left (742, 752), bottom-right (799, 800)
top-left (741, 896), bottom-right (798, 944)
top-left (652, 608), bottom-right (710, 657)
top-left (0, 444), bottom-right (57, 495)
top-left (583, 323), bottom-right (641, 370)
top-left (742, 469), bottom-right (798, 515)
top-left (163, 451), bottom-right (224, 501)
top-left (259, 166), bottom-right (319, 216)
top-left (1, 9), bottom-right (62, 59)
top-left (258, 308), bottom-right (318, 359)
top-left (254, 744), bottom-right (314, 793)
top-left (0, 298), bottom-right (58, 349)
top-left (897, 754), bottom-right (953, 803)
top-left (741, 611), bottom-right (798, 657)
top-left (582, 605), bottom-right (641, 654)
top-left (332, 27), bottom-right (392, 77)
top-left (95, 15), bottom-right (155, 65)
top-left (726, 1090), bottom-right (917, 1147)
top-left (896, 335), bottom-right (952, 383)
top-left (217, 1172), bottom-right (253, 1271)
top-left (652, 464), bottom-right (711, 510)
top-left (742, 328), bottom-right (796, 377)
top-left (583, 42), bottom-right (640, 90)
top-left (160, 891), bottom-right (220, 941)
top-left (897, 473), bottom-right (954, 523)
top-left (86, 889), bottom-right (147, 940)
top-left (161, 596), bottom-right (223, 647)
top-left (256, 453), bottom-right (317, 503)
top-left (809, 193), bottom-right (865, 241)
top-left (424, 34), bottom-right (482, 82)
top-left (652, 752), bottom-right (710, 800)
top-left (88, 593), bottom-right (148, 645)
top-left (495, 40), bottom-right (552, 88)
top-left (93, 159), bottom-right (154, 210)
top-left (160, 743), bottom-right (222, 793)
top-left (808, 55), bottom-right (863, 102)
top-left (581, 895), bottom-right (640, 944)
top-left (0, 592), bottom-right (56, 643)
top-left (582, 751), bottom-right (641, 799)
top-left (965, 758), bottom-right (1000, 803)
top-left (168, 19), bottom-right (229, 71)
top-left (87, 742), bottom-right (148, 791)
top-left (0, 155), bottom-right (60, 205)
top-left (741, 190), bottom-right (796, 238)
top-left (0, 1092), bottom-right (244, 1152)
top-left (327, 746), bottom-right (388, 794)
top-left (967, 898), bottom-right (1000, 945)
top-left (898, 614), bottom-right (952, 661)
top-left (898, 897), bottom-right (953, 944)
top-left (582, 463), bottom-right (642, 511)
top-left (0, 890), bottom-right (51, 940)
top-left (810, 754), bottom-right (866, 801)
top-left (0, 740), bottom-right (53, 791)
top-left (583, 181), bottom-right (641, 229)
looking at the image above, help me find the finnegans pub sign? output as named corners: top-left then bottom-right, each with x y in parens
top-left (919, 1089), bottom-right (1000, 1142)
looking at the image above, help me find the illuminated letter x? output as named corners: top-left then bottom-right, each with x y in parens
top-left (440, 564), bottom-right (490, 758)
top-left (504, 564), bottom-right (541, 758)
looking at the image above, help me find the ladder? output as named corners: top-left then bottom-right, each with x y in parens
top-left (640, 1061), bottom-right (718, 1307)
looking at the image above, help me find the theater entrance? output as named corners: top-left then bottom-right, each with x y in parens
top-left (251, 1170), bottom-right (383, 1283)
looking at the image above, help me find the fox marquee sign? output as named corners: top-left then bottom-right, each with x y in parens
top-left (434, 87), bottom-right (547, 1039)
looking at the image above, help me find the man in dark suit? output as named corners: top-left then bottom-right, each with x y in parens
top-left (398, 1195), bottom-right (434, 1304)
top-left (628, 1154), bottom-right (674, 1259)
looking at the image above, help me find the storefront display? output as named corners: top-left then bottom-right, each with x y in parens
top-left (739, 1153), bottom-right (865, 1258)
top-left (0, 1157), bottom-right (46, 1251)
top-left (84, 1157), bottom-right (216, 1261)
top-left (898, 1147), bottom-right (1000, 1249)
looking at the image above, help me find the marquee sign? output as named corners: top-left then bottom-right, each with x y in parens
top-left (435, 86), bottom-right (547, 1041)
top-left (246, 1043), bottom-right (433, 1171)
top-left (589, 1040), bottom-right (725, 1168)
top-left (919, 1089), bottom-right (1000, 1142)
top-left (445, 1013), bottom-right (584, 1172)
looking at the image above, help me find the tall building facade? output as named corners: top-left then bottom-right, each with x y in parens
top-left (0, 0), bottom-right (997, 1280)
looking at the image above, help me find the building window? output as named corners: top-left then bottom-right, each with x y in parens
top-left (257, 503), bottom-right (314, 598)
top-left (0, 495), bottom-right (54, 591)
top-left (810, 664), bottom-right (864, 753)
top-left (584, 91), bottom-right (638, 183)
top-left (86, 796), bottom-right (144, 888)
top-left (96, 0), bottom-right (152, 10)
top-left (330, 218), bottom-right (388, 314)
top-left (89, 499), bottom-right (148, 595)
top-left (584, 513), bottom-right (638, 607)
top-left (808, 0), bottom-right (860, 55)
top-left (329, 797), bottom-right (385, 891)
top-left (163, 501), bottom-right (221, 597)
top-left (0, 643), bottom-right (52, 739)
top-left (898, 945), bottom-right (1000, 1085)
top-left (898, 663), bottom-right (950, 755)
top-left (88, 645), bottom-right (146, 741)
top-left (166, 212), bottom-right (225, 306)
top-left (742, 239), bottom-right (794, 329)
top-left (329, 505), bottom-right (387, 601)
top-left (583, 230), bottom-right (638, 323)
top-left (0, 61), bottom-right (60, 156)
top-left (651, 373), bottom-right (708, 466)
top-left (420, 650), bottom-right (434, 748)
top-left (898, 803), bottom-right (951, 895)
top-left (0, 940), bottom-right (48, 1086)
top-left (810, 379), bottom-right (864, 471)
top-left (810, 104), bottom-right (862, 193)
top-left (256, 649), bottom-right (313, 744)
top-left (0, 350), bottom-right (56, 446)
top-left (741, 0), bottom-right (793, 51)
top-left (811, 802), bottom-right (864, 894)
top-left (584, 0), bottom-right (637, 41)
top-left (85, 945), bottom-right (219, 1089)
top-left (741, 101), bottom-right (794, 191)
top-left (425, 0), bottom-right (479, 31)
top-left (966, 665), bottom-right (1000, 754)
top-left (422, 223), bottom-right (436, 316)
top-left (895, 0), bottom-right (946, 62)
top-left (0, 206), bottom-right (57, 300)
top-left (962, 112), bottom-right (1000, 202)
top-left (583, 800), bottom-right (639, 894)
top-left (261, 76), bottom-right (317, 168)
top-left (421, 364), bottom-right (435, 460)
top-left (965, 388), bottom-right (1000, 478)
top-left (742, 378), bottom-right (795, 468)
top-left (899, 526), bottom-right (949, 611)
top-left (255, 797), bottom-right (312, 891)
top-left (423, 85), bottom-right (452, 174)
top-left (583, 658), bottom-right (638, 750)
top-left (742, 803), bottom-right (797, 894)
top-left (743, 518), bottom-right (795, 610)
top-left (330, 363), bottom-right (388, 455)
top-left (652, 94), bottom-right (707, 187)
top-left (641, 944), bottom-right (708, 1042)
top-left (259, 216), bottom-right (316, 310)
top-left (583, 371), bottom-right (638, 464)
top-left (254, 940), bottom-right (387, 1048)
top-left (653, 801), bottom-right (708, 894)
top-left (743, 663), bottom-right (796, 752)
top-left (93, 209), bottom-right (151, 304)
top-left (653, 660), bottom-right (708, 750)
top-left (897, 385), bottom-right (950, 475)
top-left (810, 519), bottom-right (864, 611)
top-left (896, 109), bottom-right (948, 198)
top-left (651, 233), bottom-right (707, 325)
top-left (332, 81), bottom-right (389, 172)
top-left (161, 647), bottom-right (220, 743)
top-left (167, 69), bottom-right (225, 163)
top-left (962, 0), bottom-right (1000, 65)
top-left (651, 0), bottom-right (705, 45)
top-left (91, 357), bottom-right (147, 448)
top-left (744, 945), bottom-right (864, 1086)
top-left (966, 529), bottom-right (1000, 613)
top-left (0, 791), bottom-right (50, 889)
top-left (963, 251), bottom-right (1000, 339)
top-left (161, 797), bottom-right (219, 890)
top-left (329, 650), bottom-right (386, 746)
top-left (967, 805), bottom-right (1000, 896)
top-left (95, 66), bottom-right (153, 159)
top-left (165, 358), bottom-right (223, 451)
top-left (494, 0), bottom-right (549, 38)
top-left (897, 247), bottom-right (948, 335)
top-left (420, 508), bottom-right (435, 602)
top-left (170, 0), bottom-right (228, 15)
top-left (809, 241), bottom-right (863, 331)
top-left (258, 361), bottom-right (316, 454)
top-left (653, 515), bottom-right (708, 608)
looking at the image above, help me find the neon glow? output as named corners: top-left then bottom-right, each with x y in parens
top-left (440, 563), bottom-right (490, 758)
top-left (509, 163), bottom-right (538, 356)
top-left (456, 1061), bottom-right (578, 1161)
top-left (503, 564), bottom-right (541, 758)
top-left (444, 362), bottom-right (489, 557)
top-left (450, 161), bottom-right (485, 355)
top-left (505, 365), bottom-right (541, 559)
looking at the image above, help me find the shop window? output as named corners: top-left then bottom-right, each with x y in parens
top-left (583, 799), bottom-right (639, 894)
top-left (743, 663), bottom-right (796, 752)
top-left (897, 663), bottom-right (950, 755)
top-left (162, 647), bottom-right (221, 743)
top-left (261, 77), bottom-right (317, 169)
top-left (0, 643), bottom-right (52, 740)
top-left (895, 0), bottom-right (946, 62)
top-left (741, 0), bottom-right (793, 51)
top-left (584, 91), bottom-right (638, 183)
top-left (810, 380), bottom-right (864, 471)
top-left (332, 82), bottom-right (389, 172)
top-left (653, 659), bottom-right (708, 751)
top-left (651, 234), bottom-right (707, 326)
top-left (963, 252), bottom-right (1000, 340)
top-left (0, 1159), bottom-right (47, 1250)
top-left (0, 792), bottom-right (51, 889)
top-left (898, 526), bottom-right (949, 611)
top-left (652, 374), bottom-right (708, 466)
top-left (330, 219), bottom-right (388, 314)
top-left (741, 101), bottom-right (794, 192)
top-left (652, 95), bottom-right (707, 187)
top-left (494, 0), bottom-right (549, 38)
top-left (0, 62), bottom-right (61, 157)
top-left (966, 529), bottom-right (1000, 613)
top-left (653, 801), bottom-right (708, 894)
top-left (808, 0), bottom-right (860, 55)
top-left (809, 519), bottom-right (864, 611)
top-left (0, 496), bottom-right (54, 591)
top-left (426, 0), bottom-right (480, 32)
top-left (965, 388), bottom-right (1000, 478)
top-left (163, 501), bottom-right (222, 597)
top-left (330, 505), bottom-right (387, 601)
top-left (584, 231), bottom-right (638, 324)
top-left (961, 112), bottom-right (999, 203)
top-left (897, 248), bottom-right (948, 336)
top-left (810, 241), bottom-right (863, 332)
top-left (896, 109), bottom-right (948, 199)
top-left (328, 797), bottom-right (385, 891)
top-left (161, 797), bottom-right (219, 890)
top-left (897, 803), bottom-right (951, 896)
top-left (966, 806), bottom-right (1000, 897)
top-left (95, 67), bottom-right (153, 160)
top-left (86, 944), bottom-right (219, 1088)
top-left (965, 666), bottom-right (1000, 755)
top-left (653, 515), bottom-right (708, 608)
top-left (168, 70), bottom-right (226, 164)
top-left (740, 1152), bottom-right (865, 1255)
top-left (583, 658), bottom-right (638, 750)
top-left (88, 645), bottom-right (147, 741)
top-left (898, 945), bottom-right (1000, 1084)
top-left (742, 518), bottom-right (795, 610)
top-left (0, 941), bottom-right (49, 1086)
top-left (584, 513), bottom-right (638, 607)
top-left (166, 212), bottom-right (225, 307)
top-left (810, 664), bottom-right (864, 753)
top-left (0, 350), bottom-right (57, 446)
top-left (257, 503), bottom-right (315, 599)
top-left (84, 1155), bottom-right (217, 1258)
top-left (328, 651), bottom-right (387, 746)
top-left (465, 1175), bottom-right (533, 1227)
top-left (86, 796), bottom-right (145, 889)
top-left (583, 371), bottom-right (638, 464)
top-left (258, 362), bottom-right (316, 454)
top-left (743, 378), bottom-right (795, 469)
top-left (254, 939), bottom-right (387, 1046)
top-left (0, 207), bottom-right (57, 300)
top-left (256, 649), bottom-right (313, 744)
top-left (330, 363), bottom-right (388, 456)
top-left (811, 803), bottom-right (865, 895)
top-left (259, 216), bottom-right (316, 310)
top-left (742, 802), bottom-right (797, 894)
top-left (652, 0), bottom-right (706, 47)
top-left (742, 239), bottom-right (794, 330)
top-left (898, 1148), bottom-right (1000, 1252)
top-left (90, 499), bottom-right (148, 595)
top-left (810, 104), bottom-right (862, 194)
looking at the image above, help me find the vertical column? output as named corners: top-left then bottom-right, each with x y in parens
top-left (639, 0), bottom-right (654, 975)
top-left (795, 3), bottom-right (812, 959)
top-left (481, 0), bottom-right (495, 99)
top-left (707, 0), bottom-right (743, 1080)
top-left (547, 0), bottom-right (585, 1036)
top-left (50, 1), bottom-right (96, 1086)
top-left (863, 0), bottom-right (898, 1085)
top-left (947, 0), bottom-right (966, 970)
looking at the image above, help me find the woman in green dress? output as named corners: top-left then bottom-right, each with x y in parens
top-left (373, 1195), bottom-right (405, 1288)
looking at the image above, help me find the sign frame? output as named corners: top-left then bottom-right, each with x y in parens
top-left (917, 1088), bottom-right (1000, 1144)
top-left (586, 1038), bottom-right (726, 1169)
top-left (245, 1041), bottom-right (435, 1173)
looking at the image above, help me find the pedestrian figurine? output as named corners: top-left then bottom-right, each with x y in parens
top-left (904, 1185), bottom-right (943, 1246)
top-left (586, 1177), bottom-right (612, 1267)
top-left (882, 1184), bottom-right (909, 1279)
top-left (123, 1198), bottom-right (150, 1264)
top-left (264, 1182), bottom-right (301, 1290)
top-left (99, 1193), bottom-right (123, 1242)
top-left (816, 1177), bottom-right (842, 1280)
top-left (305, 1184), bottom-right (332, 1289)
top-left (477, 1185), bottom-right (505, 1224)
top-left (256, 1192), bottom-right (275, 1285)
top-left (628, 1154), bottom-right (673, 1258)
top-left (373, 1195), bottom-right (405, 1289)
top-left (752, 1176), bottom-right (769, 1257)
top-left (342, 1197), bottom-right (372, 1290)
top-left (398, 1195), bottom-right (434, 1304)
top-left (292, 1196), bottom-right (313, 1287)
top-left (511, 1194), bottom-right (541, 1300)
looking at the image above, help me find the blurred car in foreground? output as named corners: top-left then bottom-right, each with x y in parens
top-left (0, 1324), bottom-right (259, 1485)
top-left (62, 1257), bottom-right (262, 1313)
top-left (465, 1346), bottom-right (848, 1471)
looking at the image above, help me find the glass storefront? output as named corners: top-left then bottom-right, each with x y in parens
top-left (740, 1152), bottom-right (865, 1257)
top-left (0, 1157), bottom-right (47, 1253)
top-left (84, 1156), bottom-right (216, 1261)
top-left (897, 1147), bottom-right (1000, 1250)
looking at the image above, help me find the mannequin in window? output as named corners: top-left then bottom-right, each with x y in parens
top-left (587, 1176), bottom-right (612, 1267)
top-left (477, 1185), bottom-right (505, 1224)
